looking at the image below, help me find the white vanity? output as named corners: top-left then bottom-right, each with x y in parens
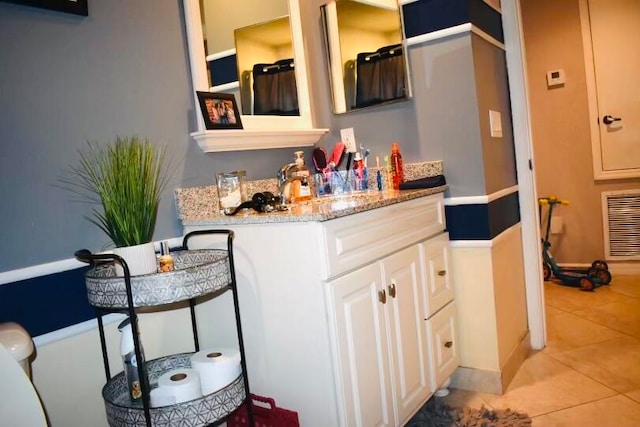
top-left (178, 188), bottom-right (458, 426)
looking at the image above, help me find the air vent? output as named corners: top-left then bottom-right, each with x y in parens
top-left (602, 190), bottom-right (640, 260)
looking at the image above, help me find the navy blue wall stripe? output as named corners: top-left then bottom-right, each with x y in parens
top-left (402, 0), bottom-right (503, 43)
top-left (445, 192), bottom-right (520, 240)
top-left (469, 0), bottom-right (503, 43)
top-left (0, 266), bottom-right (95, 338)
top-left (208, 54), bottom-right (238, 87)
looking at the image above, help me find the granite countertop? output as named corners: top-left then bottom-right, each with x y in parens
top-left (176, 160), bottom-right (446, 226)
top-left (179, 187), bottom-right (447, 226)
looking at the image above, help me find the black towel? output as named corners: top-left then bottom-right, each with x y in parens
top-left (399, 175), bottom-right (446, 190)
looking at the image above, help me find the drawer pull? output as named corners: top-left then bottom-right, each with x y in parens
top-left (388, 283), bottom-right (396, 298)
top-left (438, 270), bottom-right (447, 277)
top-left (378, 289), bottom-right (387, 304)
top-left (444, 341), bottom-right (453, 348)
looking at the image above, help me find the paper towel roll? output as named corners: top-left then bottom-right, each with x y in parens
top-left (157, 368), bottom-right (202, 404)
top-left (150, 387), bottom-right (176, 408)
top-left (190, 348), bottom-right (242, 395)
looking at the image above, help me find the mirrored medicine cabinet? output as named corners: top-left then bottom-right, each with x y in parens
top-left (321, 0), bottom-right (412, 114)
top-left (183, 0), bottom-right (328, 152)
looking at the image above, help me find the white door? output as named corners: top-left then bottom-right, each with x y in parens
top-left (588, 0), bottom-right (640, 173)
top-left (382, 245), bottom-right (430, 425)
top-left (328, 264), bottom-right (394, 427)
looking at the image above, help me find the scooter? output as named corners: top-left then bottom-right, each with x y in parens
top-left (539, 196), bottom-right (612, 291)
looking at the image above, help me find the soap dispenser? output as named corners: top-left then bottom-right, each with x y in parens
top-left (291, 151), bottom-right (314, 202)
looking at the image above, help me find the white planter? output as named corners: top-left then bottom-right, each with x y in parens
top-left (113, 242), bottom-right (157, 276)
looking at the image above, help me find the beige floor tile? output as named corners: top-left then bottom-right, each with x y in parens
top-left (627, 389), bottom-right (640, 403)
top-left (544, 311), bottom-right (625, 355)
top-left (478, 352), bottom-right (616, 417)
top-left (608, 274), bottom-right (640, 298)
top-left (571, 298), bottom-right (640, 339)
top-left (544, 281), bottom-right (627, 313)
top-left (545, 305), bottom-right (567, 320)
top-left (549, 336), bottom-right (640, 393)
top-left (532, 395), bottom-right (640, 427)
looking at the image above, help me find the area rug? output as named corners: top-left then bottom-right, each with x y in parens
top-left (407, 398), bottom-right (532, 427)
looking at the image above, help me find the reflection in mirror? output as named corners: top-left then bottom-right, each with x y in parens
top-left (200, 0), bottom-right (297, 116)
top-left (234, 17), bottom-right (299, 116)
top-left (184, 0), bottom-right (328, 152)
top-left (321, 0), bottom-right (411, 114)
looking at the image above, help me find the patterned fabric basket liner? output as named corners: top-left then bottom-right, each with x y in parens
top-left (103, 353), bottom-right (245, 427)
top-left (85, 250), bottom-right (231, 308)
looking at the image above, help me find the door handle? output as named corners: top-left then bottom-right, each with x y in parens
top-left (388, 283), bottom-right (396, 298)
top-left (602, 115), bottom-right (622, 125)
top-left (378, 289), bottom-right (386, 304)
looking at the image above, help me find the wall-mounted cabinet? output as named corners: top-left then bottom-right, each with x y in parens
top-left (183, 0), bottom-right (328, 152)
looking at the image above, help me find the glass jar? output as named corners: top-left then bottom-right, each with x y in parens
top-left (215, 170), bottom-right (248, 214)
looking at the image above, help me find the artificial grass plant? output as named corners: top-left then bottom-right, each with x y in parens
top-left (62, 136), bottom-right (170, 247)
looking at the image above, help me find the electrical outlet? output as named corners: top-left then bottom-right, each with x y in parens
top-left (340, 127), bottom-right (357, 153)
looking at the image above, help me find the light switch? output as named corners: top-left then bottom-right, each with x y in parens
top-left (340, 127), bottom-right (357, 153)
top-left (489, 110), bottom-right (502, 138)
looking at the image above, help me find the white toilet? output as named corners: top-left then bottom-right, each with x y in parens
top-left (0, 322), bottom-right (34, 376)
top-left (0, 322), bottom-right (47, 426)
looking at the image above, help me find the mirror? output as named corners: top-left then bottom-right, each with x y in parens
top-left (321, 0), bottom-right (411, 114)
top-left (234, 16), bottom-right (299, 116)
top-left (201, 1), bottom-right (297, 116)
top-left (184, 0), bottom-right (327, 151)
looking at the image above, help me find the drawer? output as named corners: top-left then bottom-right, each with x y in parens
top-left (420, 234), bottom-right (453, 318)
top-left (425, 301), bottom-right (459, 392)
top-left (320, 194), bottom-right (445, 280)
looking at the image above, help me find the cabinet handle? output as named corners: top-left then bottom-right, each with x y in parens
top-left (388, 283), bottom-right (396, 298)
top-left (438, 270), bottom-right (447, 277)
top-left (378, 289), bottom-right (387, 304)
top-left (444, 341), bottom-right (453, 348)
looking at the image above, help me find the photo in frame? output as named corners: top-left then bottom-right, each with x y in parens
top-left (0, 0), bottom-right (88, 16)
top-left (196, 92), bottom-right (243, 130)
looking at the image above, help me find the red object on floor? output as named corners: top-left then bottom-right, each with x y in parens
top-left (228, 394), bottom-right (300, 427)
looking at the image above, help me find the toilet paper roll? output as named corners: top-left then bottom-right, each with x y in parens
top-left (150, 387), bottom-right (176, 408)
top-left (157, 368), bottom-right (202, 404)
top-left (190, 348), bottom-right (242, 395)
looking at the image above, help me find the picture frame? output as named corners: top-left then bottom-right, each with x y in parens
top-left (196, 92), bottom-right (243, 130)
top-left (0, 0), bottom-right (88, 16)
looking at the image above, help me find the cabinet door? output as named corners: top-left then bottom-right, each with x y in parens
top-left (420, 234), bottom-right (453, 318)
top-left (426, 301), bottom-right (459, 391)
top-left (382, 245), bottom-right (431, 425)
top-left (327, 263), bottom-right (394, 427)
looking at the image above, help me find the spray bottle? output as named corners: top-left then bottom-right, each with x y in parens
top-left (390, 142), bottom-right (404, 190)
top-left (118, 317), bottom-right (146, 402)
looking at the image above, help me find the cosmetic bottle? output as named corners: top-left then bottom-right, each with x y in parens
top-left (291, 151), bottom-right (313, 202)
top-left (158, 241), bottom-right (174, 273)
top-left (118, 317), bottom-right (146, 402)
top-left (390, 142), bottom-right (404, 190)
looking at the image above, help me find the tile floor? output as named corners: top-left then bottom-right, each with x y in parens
top-left (438, 274), bottom-right (640, 426)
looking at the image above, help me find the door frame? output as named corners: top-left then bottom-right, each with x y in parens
top-left (501, 0), bottom-right (546, 350)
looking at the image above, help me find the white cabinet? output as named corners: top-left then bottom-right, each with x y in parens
top-left (327, 262), bottom-right (394, 427)
top-left (426, 301), bottom-right (458, 391)
top-left (324, 195), bottom-right (458, 426)
top-left (182, 193), bottom-right (457, 427)
top-left (327, 245), bottom-right (430, 426)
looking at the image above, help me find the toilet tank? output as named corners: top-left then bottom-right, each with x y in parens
top-left (0, 322), bottom-right (34, 376)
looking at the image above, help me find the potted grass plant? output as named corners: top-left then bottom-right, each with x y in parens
top-left (62, 136), bottom-right (170, 275)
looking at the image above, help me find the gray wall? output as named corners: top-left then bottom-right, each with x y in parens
top-left (471, 35), bottom-right (517, 195)
top-left (0, 0), bottom-right (422, 271)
